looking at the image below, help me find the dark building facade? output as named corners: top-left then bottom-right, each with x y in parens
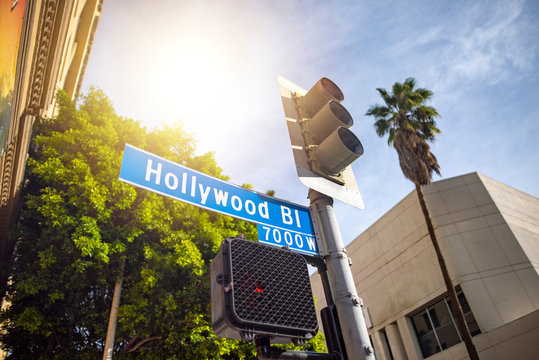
top-left (0, 0), bottom-right (103, 292)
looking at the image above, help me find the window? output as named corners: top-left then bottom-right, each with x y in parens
top-left (380, 329), bottom-right (394, 360)
top-left (411, 286), bottom-right (480, 358)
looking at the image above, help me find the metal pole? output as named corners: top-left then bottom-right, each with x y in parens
top-left (103, 259), bottom-right (125, 360)
top-left (309, 190), bottom-right (374, 360)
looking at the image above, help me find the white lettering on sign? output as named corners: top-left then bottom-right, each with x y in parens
top-left (144, 158), bottom-right (281, 225)
top-left (181, 173), bottom-right (187, 194)
top-left (280, 206), bottom-right (301, 228)
top-left (199, 184), bottom-right (211, 204)
top-left (191, 176), bottom-right (196, 197)
top-left (260, 225), bottom-right (317, 253)
top-left (245, 200), bottom-right (256, 215)
top-left (259, 202), bottom-right (269, 219)
top-left (145, 159), bottom-right (162, 184)
top-left (273, 228), bottom-right (281, 243)
top-left (231, 195), bottom-right (242, 211)
top-left (284, 231), bottom-right (293, 246)
top-left (213, 188), bottom-right (228, 206)
top-left (165, 172), bottom-right (178, 190)
top-left (295, 233), bottom-right (303, 248)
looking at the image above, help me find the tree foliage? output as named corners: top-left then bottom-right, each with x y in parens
top-left (366, 77), bottom-right (441, 185)
top-left (0, 88), bottom-right (329, 359)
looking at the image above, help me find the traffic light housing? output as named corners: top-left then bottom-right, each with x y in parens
top-left (211, 237), bottom-right (318, 344)
top-left (278, 76), bottom-right (364, 208)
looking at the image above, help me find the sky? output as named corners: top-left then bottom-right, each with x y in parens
top-left (82, 0), bottom-right (539, 246)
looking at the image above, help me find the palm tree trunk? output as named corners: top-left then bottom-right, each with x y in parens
top-left (415, 184), bottom-right (479, 360)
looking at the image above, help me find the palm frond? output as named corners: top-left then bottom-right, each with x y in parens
top-left (428, 123), bottom-right (441, 133)
top-left (366, 105), bottom-right (389, 118)
top-left (404, 120), bottom-right (416, 132)
top-left (367, 77), bottom-right (442, 156)
top-left (414, 88), bottom-right (433, 101)
top-left (387, 128), bottom-right (396, 145)
top-left (404, 77), bottom-right (416, 89)
top-left (376, 88), bottom-right (396, 108)
top-left (376, 88), bottom-right (389, 99)
top-left (421, 105), bottom-right (439, 118)
top-left (374, 119), bottom-right (391, 137)
top-left (392, 82), bottom-right (404, 97)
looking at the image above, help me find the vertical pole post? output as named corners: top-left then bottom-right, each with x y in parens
top-left (103, 259), bottom-right (125, 360)
top-left (309, 189), bottom-right (374, 360)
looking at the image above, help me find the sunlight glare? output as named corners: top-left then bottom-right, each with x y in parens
top-left (146, 26), bottom-right (239, 134)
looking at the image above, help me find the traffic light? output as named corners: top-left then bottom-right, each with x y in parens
top-left (297, 78), bottom-right (364, 184)
top-left (211, 236), bottom-right (318, 344)
top-left (277, 76), bottom-right (364, 208)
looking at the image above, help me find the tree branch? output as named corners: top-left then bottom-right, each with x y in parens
top-left (127, 336), bottom-right (162, 352)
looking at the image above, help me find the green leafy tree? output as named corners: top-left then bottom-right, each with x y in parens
top-left (366, 78), bottom-right (479, 360)
top-left (0, 88), bottom-right (261, 359)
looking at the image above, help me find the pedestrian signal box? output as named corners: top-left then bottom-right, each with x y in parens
top-left (211, 237), bottom-right (318, 344)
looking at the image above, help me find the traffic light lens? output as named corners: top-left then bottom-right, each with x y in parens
top-left (338, 127), bottom-right (364, 155)
top-left (320, 77), bottom-right (344, 101)
top-left (329, 101), bottom-right (353, 127)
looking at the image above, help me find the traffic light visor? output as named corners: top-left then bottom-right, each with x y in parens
top-left (310, 100), bottom-right (353, 144)
top-left (315, 127), bottom-right (364, 174)
top-left (300, 77), bottom-right (344, 117)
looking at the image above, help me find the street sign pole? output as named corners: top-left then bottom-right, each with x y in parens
top-left (309, 189), bottom-right (374, 360)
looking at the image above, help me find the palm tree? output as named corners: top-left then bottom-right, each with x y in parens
top-left (366, 78), bottom-right (479, 360)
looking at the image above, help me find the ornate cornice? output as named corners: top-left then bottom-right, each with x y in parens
top-left (75, 0), bottom-right (104, 100)
top-left (0, 142), bottom-right (15, 211)
top-left (27, 0), bottom-right (59, 116)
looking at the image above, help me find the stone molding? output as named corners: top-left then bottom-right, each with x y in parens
top-left (27, 0), bottom-right (59, 116)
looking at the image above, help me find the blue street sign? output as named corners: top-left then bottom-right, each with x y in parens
top-left (119, 144), bottom-right (318, 255)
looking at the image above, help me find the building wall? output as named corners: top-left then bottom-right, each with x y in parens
top-left (424, 173), bottom-right (539, 332)
top-left (311, 172), bottom-right (539, 359)
top-left (481, 174), bottom-right (539, 275)
top-left (0, 0), bottom-right (103, 293)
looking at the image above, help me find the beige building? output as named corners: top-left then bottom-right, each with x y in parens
top-left (0, 0), bottom-right (103, 292)
top-left (311, 172), bottom-right (539, 359)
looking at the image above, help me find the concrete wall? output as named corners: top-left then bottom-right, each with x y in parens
top-left (424, 173), bottom-right (539, 332)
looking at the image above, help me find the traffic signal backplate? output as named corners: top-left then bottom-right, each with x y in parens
top-left (277, 75), bottom-right (364, 209)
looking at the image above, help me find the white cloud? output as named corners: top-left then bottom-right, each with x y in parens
top-left (430, 1), bottom-right (535, 92)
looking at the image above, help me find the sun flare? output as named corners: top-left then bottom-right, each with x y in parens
top-left (144, 25), bottom-right (241, 133)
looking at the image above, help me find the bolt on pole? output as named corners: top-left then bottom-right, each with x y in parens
top-left (309, 189), bottom-right (374, 360)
